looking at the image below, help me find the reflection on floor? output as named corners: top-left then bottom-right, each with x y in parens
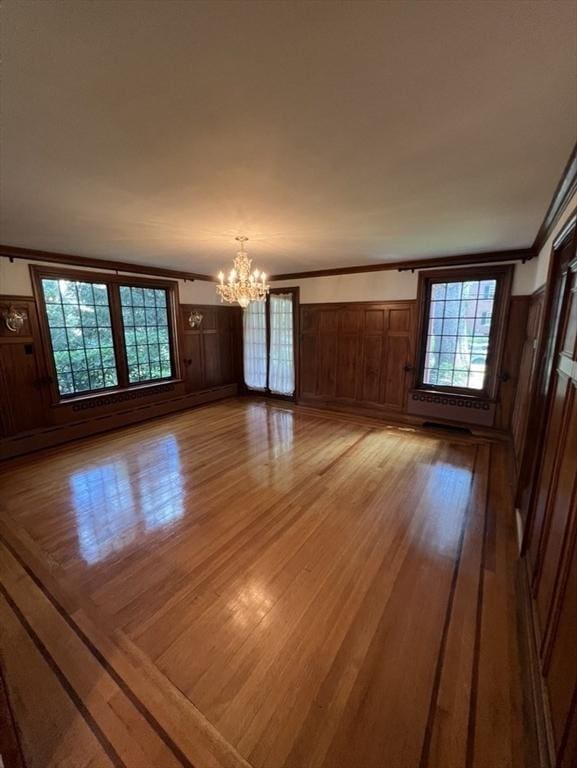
top-left (0, 399), bottom-right (535, 768)
top-left (70, 434), bottom-right (184, 564)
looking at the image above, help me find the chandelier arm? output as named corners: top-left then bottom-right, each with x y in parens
top-left (216, 237), bottom-right (269, 307)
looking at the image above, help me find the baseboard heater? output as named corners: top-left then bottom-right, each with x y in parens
top-left (407, 390), bottom-right (496, 427)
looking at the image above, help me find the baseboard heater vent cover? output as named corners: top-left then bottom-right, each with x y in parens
top-left (407, 390), bottom-right (496, 427)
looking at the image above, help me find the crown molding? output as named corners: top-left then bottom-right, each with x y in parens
top-left (533, 142), bottom-right (577, 256)
top-left (0, 244), bottom-right (215, 283)
top-left (270, 247), bottom-right (535, 281)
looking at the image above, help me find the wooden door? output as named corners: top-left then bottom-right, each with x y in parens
top-left (523, 234), bottom-right (577, 767)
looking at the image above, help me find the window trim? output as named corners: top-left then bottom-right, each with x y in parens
top-left (30, 265), bottom-right (182, 403)
top-left (414, 264), bottom-right (513, 399)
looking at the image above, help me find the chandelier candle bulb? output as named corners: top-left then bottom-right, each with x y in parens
top-left (216, 236), bottom-right (270, 308)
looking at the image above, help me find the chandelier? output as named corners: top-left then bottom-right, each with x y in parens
top-left (216, 236), bottom-right (269, 309)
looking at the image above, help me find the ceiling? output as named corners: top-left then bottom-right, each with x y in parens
top-left (1, 1), bottom-right (576, 276)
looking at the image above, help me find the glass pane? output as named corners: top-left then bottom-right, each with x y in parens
top-left (42, 279), bottom-right (61, 303)
top-left (431, 283), bottom-right (446, 300)
top-left (243, 300), bottom-right (267, 390)
top-left (119, 286), bottom-right (173, 383)
top-left (269, 293), bottom-right (295, 396)
top-left (41, 278), bottom-right (118, 396)
top-left (421, 277), bottom-right (498, 391)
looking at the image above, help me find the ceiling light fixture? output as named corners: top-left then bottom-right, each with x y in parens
top-left (216, 236), bottom-right (269, 309)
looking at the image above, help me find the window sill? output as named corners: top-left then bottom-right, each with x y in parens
top-left (52, 378), bottom-right (184, 408)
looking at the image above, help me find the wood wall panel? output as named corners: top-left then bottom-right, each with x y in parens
top-left (299, 302), bottom-right (415, 415)
top-left (179, 304), bottom-right (242, 393)
top-left (300, 334), bottom-right (318, 397)
top-left (495, 295), bottom-right (531, 431)
top-left (360, 336), bottom-right (383, 404)
top-left (0, 297), bottom-right (48, 438)
top-left (0, 343), bottom-right (47, 435)
top-left (520, 242), bottom-right (577, 768)
top-left (511, 290), bottom-right (544, 479)
top-left (384, 335), bottom-right (411, 409)
top-left (0, 297), bottom-right (242, 459)
top-left (546, 531), bottom-right (577, 765)
top-left (535, 385), bottom-right (576, 635)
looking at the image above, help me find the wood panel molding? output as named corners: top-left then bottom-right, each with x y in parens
top-left (271, 248), bottom-right (534, 281)
top-left (299, 300), bottom-right (416, 416)
top-left (0, 243), bottom-right (215, 282)
top-left (533, 143), bottom-right (577, 256)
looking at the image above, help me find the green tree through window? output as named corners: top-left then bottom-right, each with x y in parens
top-left (423, 279), bottom-right (496, 390)
top-left (119, 286), bottom-right (173, 383)
top-left (41, 278), bottom-right (118, 396)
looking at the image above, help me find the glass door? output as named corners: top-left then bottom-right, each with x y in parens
top-left (243, 287), bottom-right (298, 399)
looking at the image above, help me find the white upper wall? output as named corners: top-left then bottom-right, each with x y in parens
top-left (273, 258), bottom-right (537, 303)
top-left (0, 257), bottom-right (220, 304)
top-left (1, 254), bottom-right (539, 306)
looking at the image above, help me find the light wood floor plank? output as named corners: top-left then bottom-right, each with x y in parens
top-left (0, 399), bottom-right (529, 767)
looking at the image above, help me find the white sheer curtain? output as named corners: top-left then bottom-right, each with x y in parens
top-left (268, 293), bottom-right (295, 396)
top-left (243, 300), bottom-right (267, 390)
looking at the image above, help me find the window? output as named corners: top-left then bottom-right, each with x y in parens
top-left (40, 277), bottom-right (118, 396)
top-left (33, 267), bottom-right (179, 400)
top-left (119, 286), bottom-right (172, 383)
top-left (416, 265), bottom-right (512, 396)
top-left (268, 293), bottom-right (295, 396)
top-left (243, 300), bottom-right (267, 390)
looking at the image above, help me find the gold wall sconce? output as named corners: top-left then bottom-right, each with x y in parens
top-left (2, 305), bottom-right (27, 333)
top-left (188, 310), bottom-right (203, 329)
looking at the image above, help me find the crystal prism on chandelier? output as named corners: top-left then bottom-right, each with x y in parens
top-left (216, 236), bottom-right (269, 308)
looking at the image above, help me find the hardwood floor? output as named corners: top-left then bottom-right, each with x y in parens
top-left (0, 399), bottom-right (534, 768)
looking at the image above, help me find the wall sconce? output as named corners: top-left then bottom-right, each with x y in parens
top-left (2, 305), bottom-right (27, 333)
top-left (188, 310), bottom-right (203, 329)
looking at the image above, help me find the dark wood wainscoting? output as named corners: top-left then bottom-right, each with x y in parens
top-left (496, 295), bottom-right (531, 430)
top-left (516, 223), bottom-right (577, 768)
top-left (180, 303), bottom-right (242, 392)
top-left (510, 289), bottom-right (545, 486)
top-left (297, 298), bottom-right (527, 432)
top-left (0, 296), bottom-right (242, 460)
top-left (299, 301), bottom-right (416, 416)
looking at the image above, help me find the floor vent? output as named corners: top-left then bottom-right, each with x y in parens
top-left (422, 421), bottom-right (472, 435)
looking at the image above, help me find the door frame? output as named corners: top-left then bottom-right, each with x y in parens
top-left (519, 209), bottom-right (577, 554)
top-left (265, 286), bottom-right (300, 402)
